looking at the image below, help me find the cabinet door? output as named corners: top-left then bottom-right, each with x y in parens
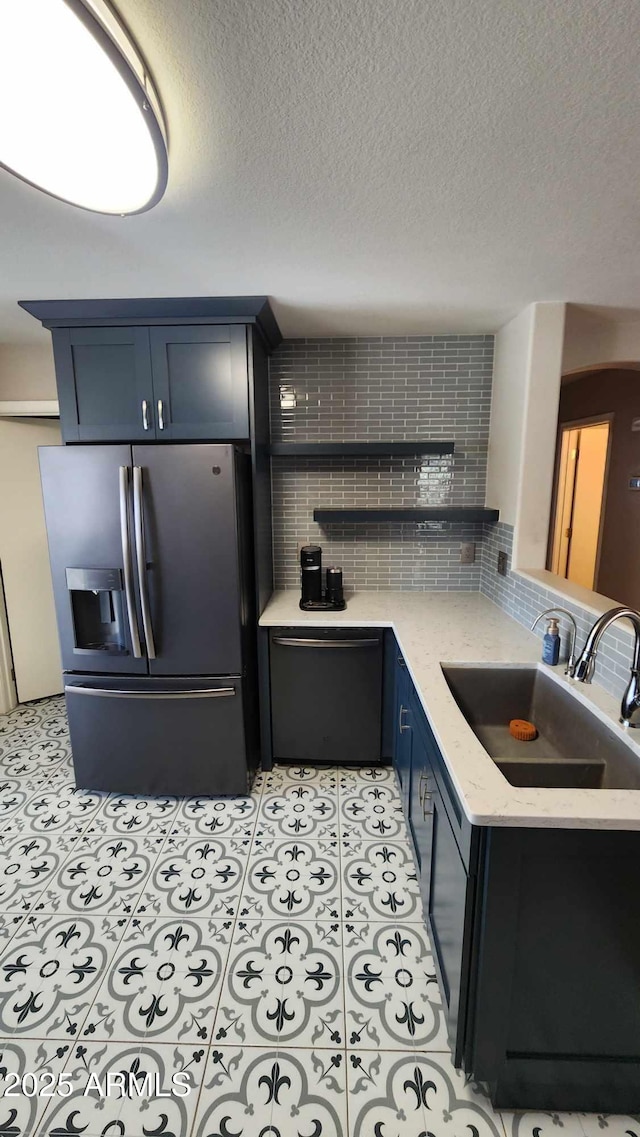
top-left (410, 691), bottom-right (475, 1060)
top-left (426, 790), bottom-right (474, 1053)
top-left (408, 726), bottom-right (431, 875)
top-left (150, 326), bottom-right (249, 440)
top-left (393, 654), bottom-right (412, 814)
top-left (53, 328), bottom-right (154, 442)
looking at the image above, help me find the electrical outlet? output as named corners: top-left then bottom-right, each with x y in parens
top-left (280, 385), bottom-right (297, 409)
top-left (497, 550), bottom-right (508, 576)
top-left (460, 542), bottom-right (475, 564)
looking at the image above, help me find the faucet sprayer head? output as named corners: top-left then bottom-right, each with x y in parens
top-left (575, 652), bottom-right (596, 684)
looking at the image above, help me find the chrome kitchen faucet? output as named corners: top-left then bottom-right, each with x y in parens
top-left (571, 606), bottom-right (640, 728)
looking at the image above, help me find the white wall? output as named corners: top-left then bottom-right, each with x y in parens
top-left (0, 342), bottom-right (60, 710)
top-left (485, 302), bottom-right (566, 568)
top-left (486, 305), bottom-right (536, 526)
top-left (0, 418), bottom-right (63, 704)
top-left (562, 305), bottom-right (640, 374)
top-left (0, 588), bottom-right (17, 715)
top-left (0, 343), bottom-right (57, 401)
top-left (515, 304), bottom-right (566, 567)
top-left (482, 302), bottom-right (640, 696)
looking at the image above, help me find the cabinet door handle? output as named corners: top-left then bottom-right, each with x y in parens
top-left (157, 399), bottom-right (165, 430)
top-left (399, 704), bottom-right (409, 733)
top-left (423, 793), bottom-right (433, 819)
top-left (142, 400), bottom-right (150, 431)
top-left (419, 770), bottom-right (429, 805)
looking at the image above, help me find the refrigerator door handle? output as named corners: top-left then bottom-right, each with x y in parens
top-left (133, 465), bottom-right (157, 660)
top-left (118, 466), bottom-right (143, 659)
top-left (65, 685), bottom-right (236, 700)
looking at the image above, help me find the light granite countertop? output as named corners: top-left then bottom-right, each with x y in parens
top-left (259, 590), bottom-right (640, 830)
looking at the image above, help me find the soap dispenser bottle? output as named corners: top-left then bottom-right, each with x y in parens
top-left (542, 618), bottom-right (561, 666)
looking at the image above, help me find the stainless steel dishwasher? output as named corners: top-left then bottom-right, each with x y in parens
top-left (269, 626), bottom-right (383, 764)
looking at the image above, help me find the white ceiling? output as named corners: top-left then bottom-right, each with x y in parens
top-left (3, 0), bottom-right (640, 344)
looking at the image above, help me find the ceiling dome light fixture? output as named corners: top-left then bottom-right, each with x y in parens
top-left (0, 0), bottom-right (168, 215)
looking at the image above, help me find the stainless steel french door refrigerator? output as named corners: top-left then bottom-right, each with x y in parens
top-left (39, 443), bottom-right (258, 796)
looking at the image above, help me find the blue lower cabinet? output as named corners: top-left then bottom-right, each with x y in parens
top-left (388, 640), bottom-right (640, 1111)
top-left (407, 684), bottom-right (476, 1066)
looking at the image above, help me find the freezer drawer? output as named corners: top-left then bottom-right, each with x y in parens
top-left (64, 675), bottom-right (250, 796)
top-left (270, 627), bottom-right (383, 764)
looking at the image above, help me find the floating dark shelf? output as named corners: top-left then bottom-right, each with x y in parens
top-left (269, 441), bottom-right (455, 457)
top-left (313, 507), bottom-right (499, 524)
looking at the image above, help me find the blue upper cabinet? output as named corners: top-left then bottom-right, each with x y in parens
top-left (22, 297), bottom-right (281, 445)
top-left (149, 325), bottom-right (248, 440)
top-left (53, 324), bottom-right (249, 443)
top-left (53, 327), bottom-right (155, 442)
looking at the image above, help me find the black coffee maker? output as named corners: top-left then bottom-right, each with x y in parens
top-left (299, 545), bottom-right (346, 611)
top-left (300, 545), bottom-right (323, 605)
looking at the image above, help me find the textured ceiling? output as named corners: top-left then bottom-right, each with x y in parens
top-left (2, 0), bottom-right (640, 342)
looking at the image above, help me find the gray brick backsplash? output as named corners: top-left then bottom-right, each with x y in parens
top-left (480, 521), bottom-right (633, 703)
top-left (268, 335), bottom-right (633, 704)
top-left (270, 335), bottom-right (494, 591)
top-left (269, 336), bottom-right (633, 705)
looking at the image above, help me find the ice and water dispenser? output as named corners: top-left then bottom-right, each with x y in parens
top-left (65, 568), bottom-right (126, 654)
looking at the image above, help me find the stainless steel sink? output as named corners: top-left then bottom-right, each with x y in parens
top-left (442, 665), bottom-right (640, 789)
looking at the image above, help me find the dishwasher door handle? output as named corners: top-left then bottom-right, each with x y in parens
top-left (272, 637), bottom-right (380, 649)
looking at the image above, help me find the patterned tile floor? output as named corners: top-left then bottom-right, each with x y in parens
top-left (0, 696), bottom-right (636, 1135)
